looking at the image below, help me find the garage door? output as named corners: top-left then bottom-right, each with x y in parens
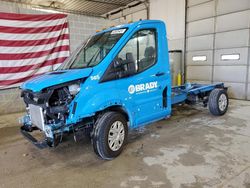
top-left (186, 0), bottom-right (250, 100)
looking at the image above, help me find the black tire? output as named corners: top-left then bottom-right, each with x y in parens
top-left (92, 112), bottom-right (128, 160)
top-left (208, 89), bottom-right (229, 116)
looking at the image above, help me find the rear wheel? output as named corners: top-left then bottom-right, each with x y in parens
top-left (92, 112), bottom-right (128, 160)
top-left (208, 89), bottom-right (229, 116)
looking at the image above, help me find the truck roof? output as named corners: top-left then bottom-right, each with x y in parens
top-left (97, 19), bottom-right (165, 34)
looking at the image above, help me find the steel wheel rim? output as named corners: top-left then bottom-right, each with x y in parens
top-left (218, 93), bottom-right (227, 111)
top-left (108, 121), bottom-right (125, 151)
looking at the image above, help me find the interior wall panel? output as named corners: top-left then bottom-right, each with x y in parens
top-left (187, 0), bottom-right (211, 7)
top-left (186, 66), bottom-right (212, 81)
top-left (187, 18), bottom-right (214, 37)
top-left (223, 82), bottom-right (246, 99)
top-left (215, 29), bottom-right (249, 49)
top-left (216, 10), bottom-right (250, 33)
top-left (213, 66), bottom-right (247, 83)
top-left (216, 0), bottom-right (250, 16)
top-left (187, 1), bottom-right (215, 22)
top-left (187, 34), bottom-right (214, 51)
top-left (168, 38), bottom-right (185, 51)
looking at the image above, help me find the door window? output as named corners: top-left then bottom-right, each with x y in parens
top-left (137, 30), bottom-right (157, 72)
top-left (101, 29), bottom-right (157, 82)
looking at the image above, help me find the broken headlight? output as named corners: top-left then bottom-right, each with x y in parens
top-left (68, 84), bottom-right (80, 95)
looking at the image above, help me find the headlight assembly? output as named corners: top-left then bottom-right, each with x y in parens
top-left (68, 84), bottom-right (81, 95)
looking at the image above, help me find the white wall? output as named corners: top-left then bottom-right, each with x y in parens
top-left (150, 0), bottom-right (186, 51)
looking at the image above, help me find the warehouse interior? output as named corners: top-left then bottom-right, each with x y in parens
top-left (0, 0), bottom-right (250, 187)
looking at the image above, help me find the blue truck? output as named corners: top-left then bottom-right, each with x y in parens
top-left (20, 20), bottom-right (229, 160)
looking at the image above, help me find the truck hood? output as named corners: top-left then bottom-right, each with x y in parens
top-left (21, 68), bottom-right (93, 92)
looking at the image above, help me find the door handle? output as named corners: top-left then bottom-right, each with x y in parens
top-left (155, 72), bottom-right (165, 77)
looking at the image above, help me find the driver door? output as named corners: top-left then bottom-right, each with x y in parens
top-left (106, 28), bottom-right (168, 127)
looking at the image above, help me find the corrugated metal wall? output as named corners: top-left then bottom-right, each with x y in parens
top-left (186, 0), bottom-right (250, 100)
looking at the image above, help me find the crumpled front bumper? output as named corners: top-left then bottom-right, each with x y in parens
top-left (19, 115), bottom-right (64, 149)
top-left (20, 126), bottom-right (48, 149)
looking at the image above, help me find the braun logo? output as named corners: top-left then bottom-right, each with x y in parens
top-left (128, 81), bottom-right (158, 94)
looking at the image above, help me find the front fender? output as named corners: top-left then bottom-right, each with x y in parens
top-left (66, 87), bottom-right (135, 126)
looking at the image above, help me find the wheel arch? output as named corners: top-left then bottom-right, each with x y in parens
top-left (96, 105), bottom-right (133, 127)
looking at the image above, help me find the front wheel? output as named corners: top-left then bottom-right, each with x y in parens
top-left (208, 89), bottom-right (229, 116)
top-left (92, 112), bottom-right (128, 160)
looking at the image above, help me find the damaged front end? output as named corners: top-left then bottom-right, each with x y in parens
top-left (20, 80), bottom-right (82, 148)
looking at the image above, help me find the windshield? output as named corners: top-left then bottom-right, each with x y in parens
top-left (59, 28), bottom-right (127, 70)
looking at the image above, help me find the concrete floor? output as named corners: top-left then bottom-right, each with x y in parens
top-left (0, 100), bottom-right (250, 188)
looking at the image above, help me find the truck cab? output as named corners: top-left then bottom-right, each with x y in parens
top-left (20, 20), bottom-right (228, 159)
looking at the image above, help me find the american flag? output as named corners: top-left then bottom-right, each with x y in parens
top-left (0, 12), bottom-right (70, 89)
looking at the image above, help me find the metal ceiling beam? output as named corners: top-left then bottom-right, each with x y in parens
top-left (85, 0), bottom-right (127, 7)
top-left (3, 0), bottom-right (139, 17)
top-left (1, 0), bottom-right (104, 17)
top-left (104, 0), bottom-right (147, 17)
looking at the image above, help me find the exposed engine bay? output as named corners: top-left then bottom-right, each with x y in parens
top-left (21, 81), bottom-right (81, 125)
top-left (20, 80), bottom-right (84, 147)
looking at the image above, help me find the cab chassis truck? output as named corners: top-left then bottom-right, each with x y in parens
top-left (20, 20), bottom-right (229, 160)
